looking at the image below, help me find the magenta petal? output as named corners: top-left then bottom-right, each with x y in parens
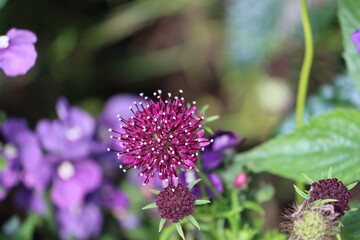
top-left (0, 44), bottom-right (37, 76)
top-left (7, 28), bottom-right (37, 44)
top-left (357, 42), bottom-right (360, 52)
top-left (73, 160), bottom-right (102, 192)
top-left (51, 177), bottom-right (85, 208)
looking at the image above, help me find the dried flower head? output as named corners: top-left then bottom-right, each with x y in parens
top-left (309, 178), bottom-right (351, 217)
top-left (108, 90), bottom-right (210, 185)
top-left (281, 202), bottom-right (340, 240)
top-left (156, 183), bottom-right (195, 223)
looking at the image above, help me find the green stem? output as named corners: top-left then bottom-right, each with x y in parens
top-left (196, 168), bottom-right (226, 202)
top-left (296, 0), bottom-right (314, 201)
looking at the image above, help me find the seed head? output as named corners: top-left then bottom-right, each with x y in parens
top-left (109, 90), bottom-right (210, 185)
top-left (156, 183), bottom-right (195, 223)
top-left (309, 178), bottom-right (351, 217)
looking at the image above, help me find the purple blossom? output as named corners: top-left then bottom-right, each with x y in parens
top-left (0, 28), bottom-right (37, 77)
top-left (36, 97), bottom-right (95, 160)
top-left (56, 203), bottom-right (103, 240)
top-left (15, 187), bottom-right (47, 214)
top-left (351, 29), bottom-right (360, 52)
top-left (109, 90), bottom-right (210, 185)
top-left (51, 159), bottom-right (102, 208)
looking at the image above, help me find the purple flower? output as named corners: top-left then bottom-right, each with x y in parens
top-left (109, 90), bottom-right (210, 185)
top-left (56, 203), bottom-right (103, 240)
top-left (51, 159), bottom-right (102, 208)
top-left (0, 28), bottom-right (37, 77)
top-left (36, 97), bottom-right (95, 160)
top-left (0, 118), bottom-right (48, 198)
top-left (15, 187), bottom-right (47, 214)
top-left (99, 182), bottom-right (129, 213)
top-left (351, 29), bottom-right (360, 52)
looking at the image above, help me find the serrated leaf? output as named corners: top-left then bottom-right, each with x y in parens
top-left (188, 179), bottom-right (201, 190)
top-left (194, 199), bottom-right (210, 205)
top-left (339, 0), bottom-right (360, 91)
top-left (186, 215), bottom-right (200, 230)
top-left (158, 218), bottom-right (166, 232)
top-left (142, 202), bottom-right (157, 210)
top-left (302, 173), bottom-right (314, 184)
top-left (293, 185), bottom-right (310, 200)
top-left (309, 199), bottom-right (337, 207)
top-left (341, 204), bottom-right (360, 239)
top-left (175, 222), bottom-right (185, 240)
top-left (205, 115), bottom-right (219, 123)
top-left (234, 109), bottom-right (360, 184)
top-left (346, 182), bottom-right (358, 190)
top-left (150, 189), bottom-right (161, 194)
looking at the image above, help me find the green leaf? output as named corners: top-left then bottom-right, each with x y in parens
top-left (175, 222), bottom-right (185, 240)
top-left (327, 167), bottom-right (333, 179)
top-left (302, 173), bottom-right (314, 184)
top-left (202, 126), bottom-right (214, 135)
top-left (341, 204), bottom-right (360, 240)
top-left (158, 218), bottom-right (166, 232)
top-left (142, 202), bottom-right (157, 210)
top-left (0, 157), bottom-right (7, 171)
top-left (309, 199), bottom-right (337, 207)
top-left (150, 189), bottom-right (161, 194)
top-left (346, 182), bottom-right (358, 190)
top-left (205, 115), bottom-right (219, 123)
top-left (187, 179), bottom-right (201, 190)
top-left (15, 214), bottom-right (39, 240)
top-left (293, 185), bottom-right (310, 199)
top-left (338, 0), bottom-right (360, 90)
top-left (234, 109), bottom-right (360, 184)
top-left (194, 199), bottom-right (210, 205)
top-left (199, 105), bottom-right (209, 114)
top-left (186, 215), bottom-right (200, 230)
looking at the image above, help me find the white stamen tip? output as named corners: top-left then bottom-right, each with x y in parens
top-left (108, 128), bottom-right (112, 132)
top-left (139, 93), bottom-right (144, 97)
top-left (179, 89), bottom-right (183, 93)
top-left (107, 148), bottom-right (110, 151)
top-left (123, 169), bottom-right (127, 172)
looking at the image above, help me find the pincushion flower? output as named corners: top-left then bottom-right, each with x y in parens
top-left (351, 29), bottom-right (360, 52)
top-left (0, 28), bottom-right (37, 77)
top-left (108, 90), bottom-right (210, 185)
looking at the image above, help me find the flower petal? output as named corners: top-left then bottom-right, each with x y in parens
top-left (7, 28), bottom-right (37, 44)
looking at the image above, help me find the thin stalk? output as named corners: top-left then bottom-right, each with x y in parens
top-left (296, 0), bottom-right (314, 201)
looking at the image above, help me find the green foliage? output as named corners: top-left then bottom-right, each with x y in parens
top-left (338, 0), bottom-right (360, 90)
top-left (0, 157), bottom-right (7, 171)
top-left (341, 204), bottom-right (360, 240)
top-left (235, 109), bottom-right (360, 184)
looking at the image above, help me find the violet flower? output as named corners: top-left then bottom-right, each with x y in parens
top-left (108, 90), bottom-right (210, 185)
top-left (36, 97), bottom-right (96, 160)
top-left (181, 130), bottom-right (244, 198)
top-left (0, 28), bottom-right (37, 77)
top-left (15, 186), bottom-right (47, 214)
top-left (56, 203), bottom-right (103, 240)
top-left (351, 29), bottom-right (360, 52)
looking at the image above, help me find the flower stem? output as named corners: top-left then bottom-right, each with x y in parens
top-left (196, 168), bottom-right (225, 202)
top-left (296, 0), bottom-right (314, 201)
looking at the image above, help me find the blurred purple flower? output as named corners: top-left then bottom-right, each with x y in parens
top-left (15, 187), bottom-right (47, 214)
top-left (36, 97), bottom-right (95, 160)
top-left (351, 29), bottom-right (360, 52)
top-left (0, 118), bottom-right (48, 199)
top-left (0, 28), bottom-right (37, 77)
top-left (51, 159), bottom-right (102, 208)
top-left (56, 203), bottom-right (103, 240)
top-left (99, 181), bottom-right (129, 212)
top-left (181, 130), bottom-right (243, 199)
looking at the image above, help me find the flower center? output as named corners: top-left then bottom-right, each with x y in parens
top-left (3, 144), bottom-right (18, 159)
top-left (57, 161), bottom-right (75, 180)
top-left (0, 35), bottom-right (9, 49)
top-left (65, 126), bottom-right (83, 141)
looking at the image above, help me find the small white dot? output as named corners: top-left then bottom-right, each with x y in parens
top-left (107, 148), bottom-right (110, 151)
top-left (119, 165), bottom-right (123, 169)
top-left (123, 169), bottom-right (127, 172)
top-left (179, 89), bottom-right (183, 93)
top-left (108, 128), bottom-right (112, 132)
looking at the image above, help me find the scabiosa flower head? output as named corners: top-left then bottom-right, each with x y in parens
top-left (108, 90), bottom-right (210, 185)
top-left (156, 183), bottom-right (195, 223)
top-left (0, 28), bottom-right (37, 77)
top-left (351, 29), bottom-right (360, 52)
top-left (281, 203), bottom-right (340, 240)
top-left (309, 178), bottom-right (351, 217)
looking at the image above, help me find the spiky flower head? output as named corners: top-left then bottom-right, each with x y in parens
top-left (309, 178), bottom-right (351, 217)
top-left (156, 183), bottom-right (195, 223)
top-left (108, 90), bottom-right (210, 185)
top-left (281, 202), bottom-right (340, 240)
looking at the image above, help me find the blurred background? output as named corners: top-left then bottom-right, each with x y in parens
top-left (1, 0), bottom-right (355, 239)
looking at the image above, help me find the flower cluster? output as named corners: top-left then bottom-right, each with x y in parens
top-left (0, 94), bottom-right (139, 240)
